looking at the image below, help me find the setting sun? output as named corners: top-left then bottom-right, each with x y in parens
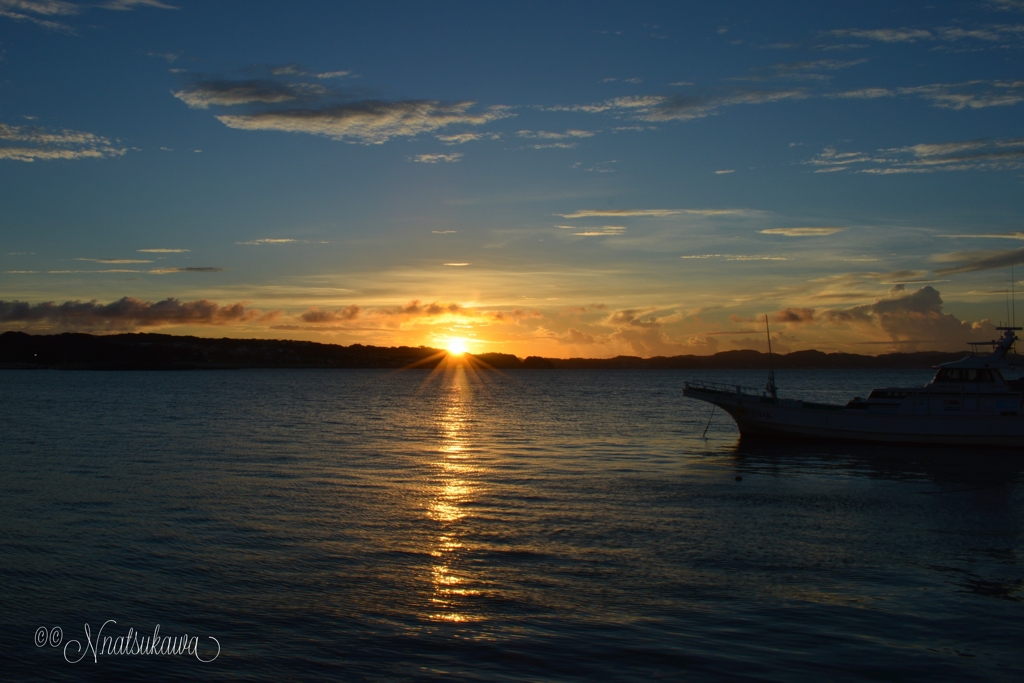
top-left (446, 337), bottom-right (469, 355)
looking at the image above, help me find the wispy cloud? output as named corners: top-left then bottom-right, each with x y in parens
top-left (760, 227), bottom-right (844, 236)
top-left (237, 238), bottom-right (297, 245)
top-left (735, 58), bottom-right (869, 82)
top-left (805, 137), bottom-right (1024, 174)
top-left (822, 24), bottom-right (1024, 48)
top-left (901, 80), bottom-right (1024, 110)
top-left (315, 70), bottom-right (352, 79)
top-left (235, 238), bottom-right (327, 245)
top-left (39, 269), bottom-right (144, 274)
top-left (680, 254), bottom-right (788, 261)
top-left (990, 0), bottom-right (1024, 11)
top-left (934, 25), bottom-right (1024, 42)
top-left (557, 208), bottom-right (754, 218)
top-left (568, 226), bottom-right (626, 236)
top-left (521, 142), bottom-right (578, 149)
top-left (0, 0), bottom-right (174, 31)
top-left (552, 78), bottom-right (1023, 130)
top-left (0, 0), bottom-right (81, 31)
top-left (217, 100), bottom-right (511, 145)
top-left (828, 88), bottom-right (895, 99)
top-left (147, 51), bottom-right (180, 63)
top-left (100, 0), bottom-right (177, 10)
top-left (174, 80), bottom-right (328, 109)
top-left (175, 66), bottom-right (513, 145)
top-left (0, 122), bottom-right (126, 162)
top-left (411, 152), bottom-right (462, 163)
top-left (517, 129), bottom-right (597, 139)
top-left (138, 248), bottom-right (190, 253)
top-left (436, 132), bottom-right (501, 144)
top-left (823, 27), bottom-right (934, 43)
top-left (443, 262), bottom-right (470, 266)
top-left (827, 80), bottom-right (1024, 109)
top-left (149, 267), bottom-right (224, 274)
top-left (932, 247), bottom-right (1024, 275)
top-left (557, 209), bottom-right (679, 218)
top-left (937, 232), bottom-right (1024, 240)
top-left (75, 258), bottom-right (152, 264)
top-left (550, 89), bottom-right (809, 122)
top-left (575, 160), bottom-right (618, 173)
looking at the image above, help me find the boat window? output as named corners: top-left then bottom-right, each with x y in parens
top-left (866, 390), bottom-right (908, 399)
top-left (934, 368), bottom-right (996, 382)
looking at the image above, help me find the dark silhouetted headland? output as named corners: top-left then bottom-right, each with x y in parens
top-left (1, 331), bottom-right (1012, 370)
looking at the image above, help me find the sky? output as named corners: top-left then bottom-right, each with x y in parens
top-left (1, 0), bottom-right (1024, 357)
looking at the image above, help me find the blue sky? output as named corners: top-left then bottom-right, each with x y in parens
top-left (2, 0), bottom-right (1023, 356)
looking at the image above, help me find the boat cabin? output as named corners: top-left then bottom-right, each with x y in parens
top-left (844, 327), bottom-right (1023, 415)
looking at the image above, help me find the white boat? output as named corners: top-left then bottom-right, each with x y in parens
top-left (683, 326), bottom-right (1024, 447)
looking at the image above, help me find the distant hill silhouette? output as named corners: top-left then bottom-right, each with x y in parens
top-left (1, 330), bottom-right (1015, 370)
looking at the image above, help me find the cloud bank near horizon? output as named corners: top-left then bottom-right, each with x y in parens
top-left (0, 297), bottom-right (275, 330)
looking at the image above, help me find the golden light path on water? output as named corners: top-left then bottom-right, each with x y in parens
top-left (424, 357), bottom-right (487, 624)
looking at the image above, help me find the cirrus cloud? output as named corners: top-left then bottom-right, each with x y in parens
top-left (217, 100), bottom-right (512, 145)
top-left (557, 208), bottom-right (681, 218)
top-left (805, 137), bottom-right (1024, 174)
top-left (75, 258), bottom-right (152, 264)
top-left (547, 89), bottom-right (809, 123)
top-left (0, 122), bottom-right (126, 162)
top-left (148, 267), bottom-right (225, 274)
top-left (411, 153), bottom-right (462, 163)
top-left (235, 238), bottom-right (327, 245)
top-left (931, 246), bottom-right (1024, 275)
top-left (174, 80), bottom-right (327, 109)
top-left (0, 0), bottom-right (174, 31)
top-left (760, 227), bottom-right (844, 236)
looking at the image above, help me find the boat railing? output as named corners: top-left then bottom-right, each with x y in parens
top-left (684, 380), bottom-right (764, 397)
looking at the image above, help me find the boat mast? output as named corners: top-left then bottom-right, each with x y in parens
top-left (765, 314), bottom-right (778, 400)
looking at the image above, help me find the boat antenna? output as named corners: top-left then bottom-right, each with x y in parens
top-left (1005, 286), bottom-right (1010, 330)
top-left (765, 314), bottom-right (777, 400)
top-left (1013, 262), bottom-right (1018, 355)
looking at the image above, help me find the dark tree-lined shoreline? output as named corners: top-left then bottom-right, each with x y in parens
top-left (1, 331), bottom-right (1007, 371)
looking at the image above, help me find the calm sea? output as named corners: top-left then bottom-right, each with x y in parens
top-left (1, 367), bottom-right (1022, 682)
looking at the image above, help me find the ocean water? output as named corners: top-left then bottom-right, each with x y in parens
top-left (1, 366), bottom-right (1022, 682)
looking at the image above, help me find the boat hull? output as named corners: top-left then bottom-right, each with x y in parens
top-left (684, 385), bottom-right (1024, 448)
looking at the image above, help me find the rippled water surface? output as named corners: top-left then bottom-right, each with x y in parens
top-left (2, 367), bottom-right (1023, 681)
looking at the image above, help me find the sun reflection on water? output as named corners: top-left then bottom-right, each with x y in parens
top-left (426, 365), bottom-right (486, 623)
